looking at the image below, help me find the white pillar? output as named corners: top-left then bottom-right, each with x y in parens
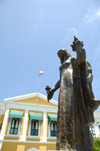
top-left (43, 111), bottom-right (47, 142)
top-left (0, 109), bottom-right (9, 150)
top-left (1, 109), bottom-right (9, 138)
top-left (21, 110), bottom-right (28, 141)
top-left (95, 125), bottom-right (99, 137)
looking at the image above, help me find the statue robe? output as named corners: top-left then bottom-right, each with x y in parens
top-left (56, 56), bottom-right (99, 151)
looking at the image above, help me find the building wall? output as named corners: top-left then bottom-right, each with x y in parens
top-left (1, 142), bottom-right (56, 151)
top-left (0, 115), bottom-right (4, 132)
top-left (0, 93), bottom-right (58, 151)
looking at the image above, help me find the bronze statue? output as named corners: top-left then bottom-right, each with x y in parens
top-left (46, 37), bottom-right (100, 151)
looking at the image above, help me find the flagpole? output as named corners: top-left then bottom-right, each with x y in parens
top-left (36, 75), bottom-right (39, 102)
top-left (36, 70), bottom-right (44, 102)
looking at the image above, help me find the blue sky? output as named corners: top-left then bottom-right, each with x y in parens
top-left (0, 0), bottom-right (100, 111)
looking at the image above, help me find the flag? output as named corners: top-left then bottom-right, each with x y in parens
top-left (39, 70), bottom-right (44, 76)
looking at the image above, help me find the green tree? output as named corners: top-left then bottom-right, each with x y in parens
top-left (93, 137), bottom-right (100, 151)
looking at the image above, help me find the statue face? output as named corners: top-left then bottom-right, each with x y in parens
top-left (58, 50), bottom-right (70, 64)
top-left (59, 54), bottom-right (66, 64)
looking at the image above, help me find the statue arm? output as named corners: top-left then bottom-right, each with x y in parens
top-left (46, 80), bottom-right (60, 101)
top-left (53, 80), bottom-right (60, 92)
top-left (75, 48), bottom-right (86, 68)
top-left (71, 37), bottom-right (86, 69)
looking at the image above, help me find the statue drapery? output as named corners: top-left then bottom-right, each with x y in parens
top-left (46, 37), bottom-right (100, 151)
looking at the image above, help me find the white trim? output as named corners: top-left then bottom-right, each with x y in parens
top-left (21, 110), bottom-right (28, 141)
top-left (7, 118), bottom-right (12, 135)
top-left (47, 137), bottom-right (56, 139)
top-left (6, 103), bottom-right (57, 113)
top-left (26, 136), bottom-right (40, 139)
top-left (0, 109), bottom-right (9, 139)
top-left (4, 93), bottom-right (58, 105)
top-left (43, 111), bottom-right (47, 142)
top-left (48, 121), bottom-right (51, 138)
top-left (0, 109), bottom-right (9, 150)
top-left (5, 135), bottom-right (20, 138)
top-left (3, 139), bottom-right (56, 144)
top-left (7, 118), bottom-right (22, 137)
top-left (95, 125), bottom-right (100, 137)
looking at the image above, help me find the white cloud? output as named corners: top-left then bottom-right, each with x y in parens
top-left (82, 7), bottom-right (100, 24)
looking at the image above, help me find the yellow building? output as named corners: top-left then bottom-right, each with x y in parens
top-left (0, 93), bottom-right (58, 151)
top-left (1, 93), bottom-right (100, 151)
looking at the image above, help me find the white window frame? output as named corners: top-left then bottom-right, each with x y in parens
top-left (28, 119), bottom-right (41, 138)
top-left (6, 118), bottom-right (22, 137)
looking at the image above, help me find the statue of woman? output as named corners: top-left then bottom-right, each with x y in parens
top-left (46, 37), bottom-right (100, 151)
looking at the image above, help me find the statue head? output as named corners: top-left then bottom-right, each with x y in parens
top-left (57, 49), bottom-right (71, 64)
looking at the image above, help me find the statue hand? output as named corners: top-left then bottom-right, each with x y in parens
top-left (71, 36), bottom-right (84, 52)
top-left (45, 86), bottom-right (54, 101)
top-left (71, 37), bottom-right (86, 65)
top-left (48, 88), bottom-right (54, 101)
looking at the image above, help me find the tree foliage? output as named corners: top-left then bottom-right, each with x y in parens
top-left (93, 137), bottom-right (100, 151)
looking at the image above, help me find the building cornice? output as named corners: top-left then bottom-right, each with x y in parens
top-left (3, 139), bottom-right (56, 144)
top-left (4, 93), bottom-right (58, 105)
top-left (7, 102), bottom-right (58, 113)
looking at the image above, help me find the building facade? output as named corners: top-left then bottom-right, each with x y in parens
top-left (0, 93), bottom-right (100, 151)
top-left (0, 93), bottom-right (58, 151)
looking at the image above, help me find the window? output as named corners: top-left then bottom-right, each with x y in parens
top-left (31, 120), bottom-right (39, 136)
top-left (48, 114), bottom-right (57, 137)
top-left (29, 112), bottom-right (43, 137)
top-left (50, 121), bottom-right (57, 137)
top-left (90, 125), bottom-right (96, 138)
top-left (9, 118), bottom-right (19, 135)
top-left (8, 110), bottom-right (23, 136)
